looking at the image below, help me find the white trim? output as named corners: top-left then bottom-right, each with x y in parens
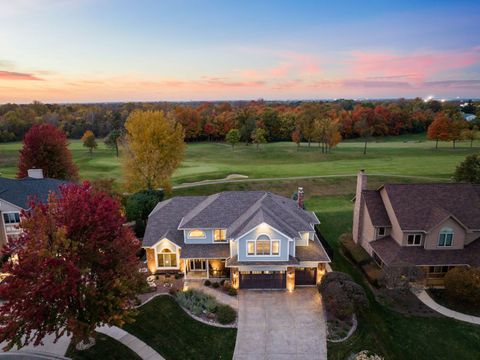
top-left (235, 222), bottom-right (293, 243)
top-left (187, 229), bottom-right (207, 239)
top-left (406, 233), bottom-right (422, 246)
top-left (153, 238), bottom-right (180, 270)
top-left (213, 228), bottom-right (228, 243)
top-left (311, 211), bottom-right (321, 225)
top-left (438, 227), bottom-right (454, 247)
top-left (245, 233), bottom-right (281, 257)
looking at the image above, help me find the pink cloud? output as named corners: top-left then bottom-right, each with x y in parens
top-left (348, 48), bottom-right (480, 82)
top-left (0, 70), bottom-right (43, 81)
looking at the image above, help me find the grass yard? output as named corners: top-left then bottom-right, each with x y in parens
top-left (123, 296), bottom-right (236, 360)
top-left (305, 195), bottom-right (480, 360)
top-left (66, 332), bottom-right (141, 360)
top-left (1, 134), bottom-right (479, 185)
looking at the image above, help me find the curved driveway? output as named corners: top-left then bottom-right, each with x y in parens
top-left (233, 288), bottom-right (327, 360)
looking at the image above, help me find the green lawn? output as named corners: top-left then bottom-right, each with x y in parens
top-left (305, 195), bottom-right (480, 360)
top-left (123, 296), bottom-right (236, 360)
top-left (66, 333), bottom-right (141, 360)
top-left (1, 134), bottom-right (479, 184)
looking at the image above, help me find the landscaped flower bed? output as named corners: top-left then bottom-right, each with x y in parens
top-left (204, 279), bottom-right (238, 296)
top-left (176, 289), bottom-right (237, 325)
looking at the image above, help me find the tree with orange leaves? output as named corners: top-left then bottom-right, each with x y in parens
top-left (427, 112), bottom-right (453, 149)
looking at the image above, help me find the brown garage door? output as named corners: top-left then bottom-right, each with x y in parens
top-left (295, 267), bottom-right (317, 285)
top-left (239, 271), bottom-right (286, 289)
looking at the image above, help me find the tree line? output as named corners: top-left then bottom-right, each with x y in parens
top-left (1, 99), bottom-right (478, 145)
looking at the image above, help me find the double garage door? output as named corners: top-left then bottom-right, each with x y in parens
top-left (239, 271), bottom-right (286, 289)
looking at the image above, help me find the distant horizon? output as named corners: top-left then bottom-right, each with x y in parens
top-left (1, 0), bottom-right (479, 103)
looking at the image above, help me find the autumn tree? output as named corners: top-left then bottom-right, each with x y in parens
top-left (353, 106), bottom-right (375, 155)
top-left (104, 129), bottom-right (123, 157)
top-left (427, 112), bottom-right (452, 149)
top-left (174, 106), bottom-right (201, 140)
top-left (291, 128), bottom-right (302, 150)
top-left (17, 124), bottom-right (78, 181)
top-left (454, 153), bottom-right (480, 183)
top-left (297, 103), bottom-right (318, 147)
top-left (81, 130), bottom-right (97, 155)
top-left (251, 127), bottom-right (267, 150)
top-left (461, 126), bottom-right (479, 148)
top-left (122, 110), bottom-right (185, 192)
top-left (225, 129), bottom-right (240, 150)
top-left (450, 116), bottom-right (468, 149)
top-left (0, 182), bottom-right (144, 349)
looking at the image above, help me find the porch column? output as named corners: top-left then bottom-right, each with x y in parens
top-left (206, 259), bottom-right (210, 279)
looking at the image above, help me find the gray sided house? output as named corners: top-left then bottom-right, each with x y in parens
top-left (0, 169), bottom-right (68, 248)
top-left (353, 170), bottom-right (480, 287)
top-left (143, 189), bottom-right (330, 290)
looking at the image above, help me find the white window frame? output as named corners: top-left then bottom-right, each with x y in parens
top-left (376, 227), bottom-right (386, 237)
top-left (2, 211), bottom-right (20, 224)
top-left (157, 249), bottom-right (177, 268)
top-left (247, 240), bottom-right (255, 255)
top-left (438, 228), bottom-right (454, 247)
top-left (245, 234), bottom-right (281, 257)
top-left (188, 229), bottom-right (207, 239)
top-left (213, 229), bottom-right (227, 243)
top-left (406, 233), bottom-right (422, 246)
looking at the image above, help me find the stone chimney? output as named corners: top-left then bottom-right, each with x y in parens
top-left (297, 187), bottom-right (304, 208)
top-left (27, 169), bottom-right (44, 179)
top-left (352, 170), bottom-right (367, 244)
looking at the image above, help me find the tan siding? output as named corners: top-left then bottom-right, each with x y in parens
top-left (424, 218), bottom-right (465, 250)
top-left (146, 248), bottom-right (156, 273)
top-left (379, 188), bottom-right (403, 245)
top-left (361, 205), bottom-right (376, 255)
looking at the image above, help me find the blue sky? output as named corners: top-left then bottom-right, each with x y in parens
top-left (1, 0), bottom-right (479, 102)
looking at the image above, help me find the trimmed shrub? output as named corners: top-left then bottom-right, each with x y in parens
top-left (212, 282), bottom-right (220, 289)
top-left (223, 281), bottom-right (232, 290)
top-left (176, 289), bottom-right (218, 315)
top-left (220, 279), bottom-right (226, 286)
top-left (216, 305), bottom-right (237, 324)
top-left (228, 287), bottom-right (238, 296)
top-left (362, 263), bottom-right (382, 287)
top-left (318, 271), bottom-right (368, 320)
top-left (444, 267), bottom-right (480, 305)
top-left (204, 280), bottom-right (211, 286)
top-left (340, 233), bottom-right (371, 265)
top-left (174, 273), bottom-right (184, 280)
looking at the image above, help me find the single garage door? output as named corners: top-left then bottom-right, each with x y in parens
top-left (239, 271), bottom-right (286, 289)
top-left (295, 267), bottom-right (317, 286)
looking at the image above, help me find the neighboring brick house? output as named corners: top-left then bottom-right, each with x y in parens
top-left (0, 169), bottom-right (68, 248)
top-left (353, 170), bottom-right (480, 286)
top-left (143, 189), bottom-right (330, 290)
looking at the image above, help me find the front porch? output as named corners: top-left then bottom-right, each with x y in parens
top-left (184, 258), bottom-right (230, 280)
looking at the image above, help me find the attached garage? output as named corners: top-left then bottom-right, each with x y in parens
top-left (295, 267), bottom-right (317, 286)
top-left (239, 271), bottom-right (286, 289)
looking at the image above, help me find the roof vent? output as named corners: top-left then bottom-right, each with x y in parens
top-left (27, 169), bottom-right (44, 179)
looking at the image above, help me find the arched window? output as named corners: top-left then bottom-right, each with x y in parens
top-left (246, 235), bottom-right (280, 256)
top-left (438, 227), bottom-right (454, 247)
top-left (158, 248), bottom-right (177, 267)
top-left (188, 229), bottom-right (206, 239)
top-left (256, 235), bottom-right (271, 255)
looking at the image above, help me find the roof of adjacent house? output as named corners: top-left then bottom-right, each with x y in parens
top-left (363, 190), bottom-right (390, 227)
top-left (143, 191), bottom-right (319, 247)
top-left (364, 183), bottom-right (480, 231)
top-left (370, 236), bottom-right (480, 267)
top-left (0, 177), bottom-right (68, 209)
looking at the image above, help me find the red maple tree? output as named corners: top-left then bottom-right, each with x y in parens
top-left (0, 182), bottom-right (144, 349)
top-left (17, 124), bottom-right (79, 180)
top-left (427, 112), bottom-right (453, 149)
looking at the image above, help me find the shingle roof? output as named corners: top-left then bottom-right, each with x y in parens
top-left (0, 177), bottom-right (68, 209)
top-left (370, 236), bottom-right (480, 267)
top-left (180, 244), bottom-right (230, 259)
top-left (143, 191), bottom-right (319, 248)
top-left (383, 183), bottom-right (480, 231)
top-left (226, 255), bottom-right (300, 267)
top-left (295, 239), bottom-right (331, 262)
top-left (362, 190), bottom-right (390, 227)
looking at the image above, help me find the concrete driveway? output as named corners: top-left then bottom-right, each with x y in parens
top-left (233, 288), bottom-right (327, 360)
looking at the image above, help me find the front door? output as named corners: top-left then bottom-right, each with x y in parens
top-left (189, 259), bottom-right (206, 271)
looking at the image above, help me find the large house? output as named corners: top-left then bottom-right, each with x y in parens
top-left (0, 169), bottom-right (67, 247)
top-left (143, 189), bottom-right (330, 290)
top-left (353, 170), bottom-right (480, 286)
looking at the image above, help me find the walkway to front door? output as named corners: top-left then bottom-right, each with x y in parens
top-left (233, 288), bottom-right (327, 360)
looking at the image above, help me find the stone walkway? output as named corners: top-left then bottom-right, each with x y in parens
top-left (234, 288), bottom-right (327, 360)
top-left (97, 325), bottom-right (164, 360)
top-left (414, 290), bottom-right (480, 325)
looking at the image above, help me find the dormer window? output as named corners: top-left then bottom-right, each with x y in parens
top-left (407, 234), bottom-right (422, 246)
top-left (377, 227), bottom-right (386, 237)
top-left (3, 212), bottom-right (20, 224)
top-left (188, 229), bottom-right (206, 239)
top-left (438, 228), bottom-right (454, 247)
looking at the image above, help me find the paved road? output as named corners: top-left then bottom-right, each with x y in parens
top-left (233, 288), bottom-right (327, 360)
top-left (172, 173), bottom-right (450, 189)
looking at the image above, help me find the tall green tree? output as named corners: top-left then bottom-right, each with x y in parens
top-left (104, 129), bottom-right (124, 157)
top-left (225, 129), bottom-right (241, 150)
top-left (251, 128), bottom-right (267, 151)
top-left (454, 153), bottom-right (480, 183)
top-left (81, 130), bottom-right (97, 155)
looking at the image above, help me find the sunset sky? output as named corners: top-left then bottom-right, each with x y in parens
top-left (1, 0), bottom-right (479, 103)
